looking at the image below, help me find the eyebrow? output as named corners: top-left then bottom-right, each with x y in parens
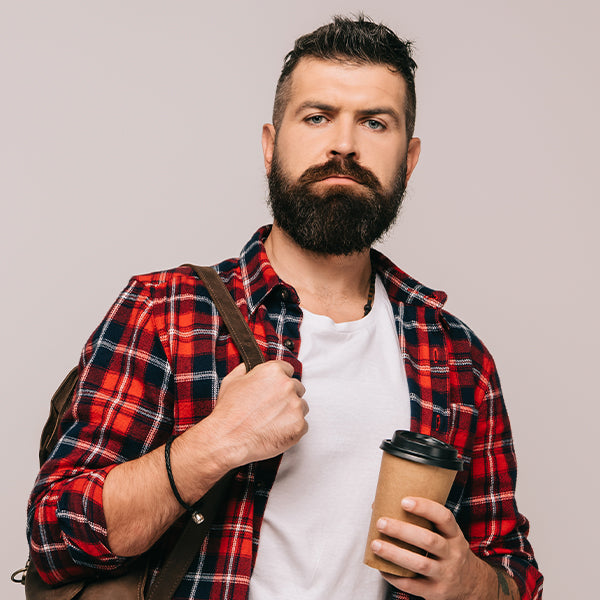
top-left (294, 101), bottom-right (402, 127)
top-left (294, 101), bottom-right (336, 116)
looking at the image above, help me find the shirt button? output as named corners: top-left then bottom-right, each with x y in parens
top-left (283, 338), bottom-right (294, 351)
top-left (280, 288), bottom-right (290, 301)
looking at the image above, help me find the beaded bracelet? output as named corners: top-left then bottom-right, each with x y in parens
top-left (165, 435), bottom-right (205, 524)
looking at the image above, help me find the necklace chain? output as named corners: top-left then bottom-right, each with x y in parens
top-left (363, 268), bottom-right (376, 317)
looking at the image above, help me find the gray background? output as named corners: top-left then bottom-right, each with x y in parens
top-left (2, 1), bottom-right (598, 598)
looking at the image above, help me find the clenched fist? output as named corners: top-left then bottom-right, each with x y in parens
top-left (208, 360), bottom-right (309, 468)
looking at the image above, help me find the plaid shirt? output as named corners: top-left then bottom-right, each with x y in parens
top-left (28, 226), bottom-right (543, 599)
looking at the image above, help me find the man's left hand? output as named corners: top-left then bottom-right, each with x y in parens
top-left (371, 497), bottom-right (516, 600)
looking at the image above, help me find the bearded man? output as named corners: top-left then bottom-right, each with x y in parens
top-left (27, 15), bottom-right (543, 600)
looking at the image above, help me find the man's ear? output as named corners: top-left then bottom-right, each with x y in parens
top-left (262, 124), bottom-right (276, 175)
top-left (405, 137), bottom-right (421, 184)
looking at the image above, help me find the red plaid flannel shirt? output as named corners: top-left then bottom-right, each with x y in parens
top-left (28, 226), bottom-right (543, 599)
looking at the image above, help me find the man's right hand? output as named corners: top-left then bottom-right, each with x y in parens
top-left (208, 360), bottom-right (309, 468)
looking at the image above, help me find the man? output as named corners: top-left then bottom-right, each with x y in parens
top-left (28, 15), bottom-right (543, 600)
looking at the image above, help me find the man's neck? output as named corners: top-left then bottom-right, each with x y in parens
top-left (264, 225), bottom-right (373, 323)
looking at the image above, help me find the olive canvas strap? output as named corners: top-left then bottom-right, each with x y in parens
top-left (146, 264), bottom-right (264, 600)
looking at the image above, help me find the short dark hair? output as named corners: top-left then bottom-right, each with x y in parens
top-left (273, 15), bottom-right (418, 138)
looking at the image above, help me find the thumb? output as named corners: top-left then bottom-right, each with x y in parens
top-left (220, 362), bottom-right (248, 387)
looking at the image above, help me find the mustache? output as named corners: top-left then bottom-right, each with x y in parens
top-left (297, 157), bottom-right (382, 190)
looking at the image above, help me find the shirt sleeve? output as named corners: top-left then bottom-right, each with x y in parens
top-left (457, 350), bottom-right (544, 599)
top-left (388, 341), bottom-right (543, 600)
top-left (27, 277), bottom-right (175, 585)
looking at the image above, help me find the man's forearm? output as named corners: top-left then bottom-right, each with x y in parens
top-left (103, 418), bottom-right (231, 556)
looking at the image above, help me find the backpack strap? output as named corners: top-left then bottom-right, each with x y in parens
top-left (146, 264), bottom-right (264, 600)
top-left (146, 473), bottom-right (234, 600)
top-left (186, 265), bottom-right (264, 370)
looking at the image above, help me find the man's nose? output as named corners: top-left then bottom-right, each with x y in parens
top-left (326, 120), bottom-right (358, 160)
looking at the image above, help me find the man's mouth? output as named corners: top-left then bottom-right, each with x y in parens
top-left (316, 175), bottom-right (361, 184)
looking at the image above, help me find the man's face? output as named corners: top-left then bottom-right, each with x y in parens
top-left (262, 58), bottom-right (420, 255)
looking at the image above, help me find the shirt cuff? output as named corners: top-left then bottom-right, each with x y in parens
top-left (55, 464), bottom-right (128, 569)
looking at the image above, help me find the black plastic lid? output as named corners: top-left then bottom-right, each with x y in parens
top-left (380, 430), bottom-right (463, 471)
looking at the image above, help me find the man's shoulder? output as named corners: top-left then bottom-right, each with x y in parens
top-left (105, 260), bottom-right (246, 334)
top-left (128, 258), bottom-right (242, 290)
top-left (375, 251), bottom-right (492, 362)
top-left (374, 250), bottom-right (447, 310)
top-left (439, 309), bottom-right (491, 361)
top-left (127, 227), bottom-right (270, 293)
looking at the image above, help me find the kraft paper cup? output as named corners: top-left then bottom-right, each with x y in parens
top-left (364, 430), bottom-right (463, 577)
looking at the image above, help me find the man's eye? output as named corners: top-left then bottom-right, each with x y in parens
top-left (365, 119), bottom-right (385, 130)
top-left (307, 115), bottom-right (327, 125)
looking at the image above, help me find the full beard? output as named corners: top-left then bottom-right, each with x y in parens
top-left (267, 150), bottom-right (408, 255)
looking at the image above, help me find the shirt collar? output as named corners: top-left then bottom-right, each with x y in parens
top-left (233, 225), bottom-right (288, 315)
top-left (233, 225), bottom-right (447, 314)
top-left (371, 249), bottom-right (448, 309)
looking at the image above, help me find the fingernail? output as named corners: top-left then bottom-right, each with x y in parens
top-left (372, 540), bottom-right (382, 552)
top-left (377, 518), bottom-right (387, 530)
top-left (401, 497), bottom-right (416, 510)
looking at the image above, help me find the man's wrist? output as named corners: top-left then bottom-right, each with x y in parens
top-left (491, 566), bottom-right (520, 600)
top-left (470, 556), bottom-right (520, 600)
top-left (170, 418), bottom-right (238, 504)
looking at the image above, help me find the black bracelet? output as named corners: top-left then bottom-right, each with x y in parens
top-left (165, 435), bottom-right (205, 523)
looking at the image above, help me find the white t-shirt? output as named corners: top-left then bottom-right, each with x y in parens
top-left (249, 276), bottom-right (411, 600)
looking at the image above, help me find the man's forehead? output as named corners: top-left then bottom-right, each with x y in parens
top-left (285, 57), bottom-right (407, 110)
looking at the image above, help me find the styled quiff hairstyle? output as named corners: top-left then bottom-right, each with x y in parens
top-left (272, 15), bottom-right (418, 138)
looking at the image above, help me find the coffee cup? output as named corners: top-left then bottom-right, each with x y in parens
top-left (364, 430), bottom-right (463, 577)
